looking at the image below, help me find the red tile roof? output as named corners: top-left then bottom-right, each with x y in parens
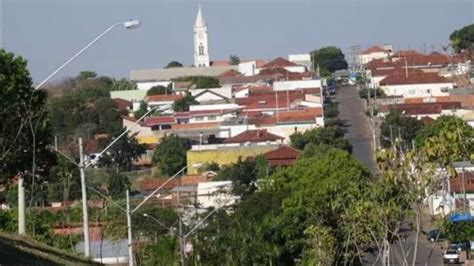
top-left (113, 98), bottom-right (132, 110)
top-left (223, 129), bottom-right (284, 144)
top-left (263, 146), bottom-right (301, 167)
top-left (249, 107), bottom-right (323, 125)
top-left (219, 69), bottom-right (241, 77)
top-left (233, 85), bottom-right (273, 94)
top-left (379, 102), bottom-right (462, 115)
top-left (174, 111), bottom-right (190, 118)
top-left (379, 71), bottom-right (450, 86)
top-left (261, 57), bottom-right (298, 68)
top-left (145, 94), bottom-right (183, 103)
top-left (392, 50), bottom-right (423, 57)
top-left (143, 116), bottom-right (176, 126)
top-left (361, 45), bottom-right (389, 55)
top-left (241, 59), bottom-right (267, 68)
top-left (366, 58), bottom-right (397, 70)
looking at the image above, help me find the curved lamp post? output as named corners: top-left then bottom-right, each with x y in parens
top-left (18, 19), bottom-right (141, 260)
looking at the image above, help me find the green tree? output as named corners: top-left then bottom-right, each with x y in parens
top-left (380, 111), bottom-right (423, 148)
top-left (77, 70), bottom-right (97, 80)
top-left (290, 126), bottom-right (352, 152)
top-left (47, 157), bottom-right (81, 202)
top-left (98, 132), bottom-right (146, 172)
top-left (442, 219), bottom-right (474, 243)
top-left (172, 93), bottom-right (198, 112)
top-left (152, 135), bottom-right (190, 176)
top-left (229, 55), bottom-right (240, 65)
top-left (134, 101), bottom-right (148, 118)
top-left (107, 170), bottom-right (130, 198)
top-left (110, 78), bottom-right (137, 91)
top-left (310, 46), bottom-right (348, 77)
top-left (0, 49), bottom-right (55, 205)
top-left (165, 61), bottom-right (183, 68)
top-left (215, 157), bottom-right (258, 197)
top-left (147, 85), bottom-right (172, 96)
top-left (175, 76), bottom-right (220, 89)
top-left (449, 24), bottom-right (474, 53)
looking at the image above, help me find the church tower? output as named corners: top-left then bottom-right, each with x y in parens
top-left (194, 5), bottom-right (210, 67)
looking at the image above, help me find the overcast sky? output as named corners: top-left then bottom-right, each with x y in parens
top-left (1, 0), bottom-right (473, 83)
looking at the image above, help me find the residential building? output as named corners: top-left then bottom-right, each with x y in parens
top-left (257, 57), bottom-right (307, 74)
top-left (288, 54), bottom-right (312, 70)
top-left (379, 69), bottom-right (454, 98)
top-left (144, 94), bottom-right (182, 110)
top-left (262, 145), bottom-right (301, 167)
top-left (358, 45), bottom-right (392, 65)
top-left (378, 102), bottom-right (463, 120)
top-left (189, 103), bottom-right (240, 123)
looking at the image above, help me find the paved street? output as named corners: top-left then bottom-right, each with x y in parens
top-left (334, 85), bottom-right (376, 172)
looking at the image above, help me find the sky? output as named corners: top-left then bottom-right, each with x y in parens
top-left (1, 0), bottom-right (473, 84)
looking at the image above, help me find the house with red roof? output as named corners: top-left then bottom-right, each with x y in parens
top-left (257, 57), bottom-right (307, 74)
top-left (378, 102), bottom-right (462, 120)
top-left (358, 45), bottom-right (392, 65)
top-left (188, 103), bottom-right (240, 123)
top-left (262, 146), bottom-right (301, 167)
top-left (379, 69), bottom-right (454, 98)
top-left (144, 94), bottom-right (183, 111)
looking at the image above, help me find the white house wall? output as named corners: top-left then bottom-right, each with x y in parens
top-left (273, 79), bottom-right (321, 91)
top-left (381, 82), bottom-right (454, 98)
top-left (136, 81), bottom-right (171, 91)
top-left (238, 61), bottom-right (257, 76)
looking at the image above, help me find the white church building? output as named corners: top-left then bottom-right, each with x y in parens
top-left (194, 5), bottom-right (210, 67)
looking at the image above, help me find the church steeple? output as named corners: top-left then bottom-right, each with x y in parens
top-left (193, 5), bottom-right (210, 67)
top-left (194, 5), bottom-right (206, 28)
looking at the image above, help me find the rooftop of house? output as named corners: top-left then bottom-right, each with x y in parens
top-left (113, 98), bottom-right (132, 110)
top-left (233, 85), bottom-right (273, 94)
top-left (171, 122), bottom-right (221, 131)
top-left (223, 129), bottom-right (284, 144)
top-left (142, 116), bottom-right (176, 126)
top-left (261, 57), bottom-right (298, 68)
top-left (392, 50), bottom-right (423, 57)
top-left (379, 102), bottom-right (462, 115)
top-left (140, 174), bottom-right (212, 192)
top-left (250, 107), bottom-right (323, 125)
top-left (263, 145), bottom-right (301, 167)
top-left (379, 71), bottom-right (451, 86)
top-left (360, 45), bottom-right (390, 55)
top-left (144, 94), bottom-right (183, 103)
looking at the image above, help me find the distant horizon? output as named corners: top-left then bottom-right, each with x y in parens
top-left (2, 0), bottom-right (472, 83)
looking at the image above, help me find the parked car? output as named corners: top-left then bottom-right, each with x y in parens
top-left (443, 248), bottom-right (460, 264)
top-left (426, 229), bottom-right (446, 242)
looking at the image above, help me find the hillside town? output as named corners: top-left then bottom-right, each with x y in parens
top-left (0, 3), bottom-right (473, 266)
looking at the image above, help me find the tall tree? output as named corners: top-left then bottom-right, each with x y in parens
top-left (449, 24), bottom-right (474, 53)
top-left (147, 85), bottom-right (172, 96)
top-left (165, 61), bottom-right (183, 68)
top-left (310, 46), bottom-right (348, 77)
top-left (172, 93), bottom-right (198, 112)
top-left (152, 135), bottom-right (190, 176)
top-left (290, 126), bottom-right (352, 152)
top-left (0, 49), bottom-right (55, 204)
top-left (175, 76), bottom-right (220, 89)
top-left (380, 111), bottom-right (423, 149)
top-left (110, 78), bottom-right (137, 91)
top-left (229, 55), bottom-right (240, 65)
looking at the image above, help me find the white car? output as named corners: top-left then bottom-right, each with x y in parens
top-left (443, 249), bottom-right (460, 264)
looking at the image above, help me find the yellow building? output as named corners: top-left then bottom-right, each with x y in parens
top-left (186, 145), bottom-right (278, 174)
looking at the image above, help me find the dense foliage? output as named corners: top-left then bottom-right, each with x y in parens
top-left (450, 24), bottom-right (474, 53)
top-left (290, 126), bottom-right (352, 153)
top-left (173, 93), bottom-right (198, 112)
top-left (165, 61), bottom-right (183, 68)
top-left (147, 85), bottom-right (172, 96)
top-left (152, 135), bottom-right (191, 176)
top-left (310, 46), bottom-right (348, 77)
top-left (380, 111), bottom-right (423, 149)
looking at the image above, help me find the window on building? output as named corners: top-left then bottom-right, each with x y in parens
top-left (195, 117), bottom-right (204, 121)
top-left (408, 89), bottom-right (416, 95)
top-left (207, 115), bottom-right (217, 121)
top-left (199, 44), bottom-right (204, 56)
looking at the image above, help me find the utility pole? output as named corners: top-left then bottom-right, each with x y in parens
top-left (390, 125), bottom-right (395, 151)
top-left (126, 189), bottom-right (133, 266)
top-left (18, 174), bottom-right (25, 235)
top-left (78, 137), bottom-right (90, 257)
top-left (179, 218), bottom-right (185, 266)
top-left (461, 166), bottom-right (467, 210)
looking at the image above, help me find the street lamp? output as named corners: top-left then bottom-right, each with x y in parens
top-left (18, 19), bottom-right (141, 259)
top-left (34, 19), bottom-right (141, 90)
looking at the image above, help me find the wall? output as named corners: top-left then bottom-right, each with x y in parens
top-left (189, 112), bottom-right (235, 124)
top-left (136, 81), bottom-right (171, 91)
top-left (273, 79), bottom-right (321, 91)
top-left (238, 61), bottom-right (257, 76)
top-left (110, 90), bottom-right (147, 102)
top-left (191, 87), bottom-right (232, 102)
top-left (190, 103), bottom-right (239, 111)
top-left (381, 83), bottom-right (454, 98)
top-left (358, 52), bottom-right (389, 65)
top-left (285, 66), bottom-right (307, 73)
top-left (187, 146), bottom-right (277, 174)
top-left (197, 181), bottom-right (236, 208)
